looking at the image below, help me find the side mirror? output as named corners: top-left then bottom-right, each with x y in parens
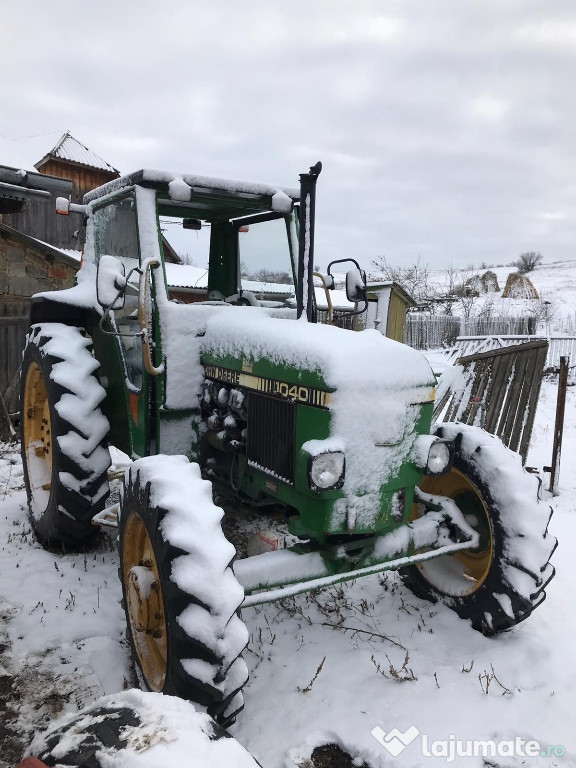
top-left (345, 267), bottom-right (367, 303)
top-left (97, 255), bottom-right (127, 309)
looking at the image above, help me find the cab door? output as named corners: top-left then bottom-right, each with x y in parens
top-left (92, 190), bottom-right (150, 458)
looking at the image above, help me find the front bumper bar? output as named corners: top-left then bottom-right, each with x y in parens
top-left (235, 489), bottom-right (479, 607)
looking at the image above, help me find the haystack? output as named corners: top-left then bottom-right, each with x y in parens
top-left (502, 272), bottom-right (539, 299)
top-left (464, 274), bottom-right (480, 296)
top-left (480, 270), bottom-right (500, 293)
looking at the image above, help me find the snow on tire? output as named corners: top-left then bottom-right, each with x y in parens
top-left (119, 455), bottom-right (249, 727)
top-left (25, 691), bottom-right (262, 768)
top-left (20, 323), bottom-right (111, 546)
top-left (400, 423), bottom-right (557, 635)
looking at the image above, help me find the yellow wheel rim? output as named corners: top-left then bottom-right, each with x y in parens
top-left (122, 511), bottom-right (168, 691)
top-left (23, 361), bottom-right (53, 513)
top-left (414, 468), bottom-right (494, 597)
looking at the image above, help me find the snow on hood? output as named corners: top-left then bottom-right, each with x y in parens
top-left (202, 310), bottom-right (435, 392)
top-left (202, 312), bottom-right (436, 527)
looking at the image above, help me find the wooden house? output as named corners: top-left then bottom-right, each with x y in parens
top-left (2, 133), bottom-right (120, 250)
top-left (34, 132), bottom-right (120, 202)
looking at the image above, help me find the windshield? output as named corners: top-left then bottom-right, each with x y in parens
top-left (159, 208), bottom-right (296, 307)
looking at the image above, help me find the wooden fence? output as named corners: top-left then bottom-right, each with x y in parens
top-left (0, 301), bottom-right (30, 416)
top-left (404, 315), bottom-right (461, 349)
top-left (404, 314), bottom-right (537, 350)
top-left (452, 335), bottom-right (576, 372)
top-left (434, 339), bottom-right (548, 463)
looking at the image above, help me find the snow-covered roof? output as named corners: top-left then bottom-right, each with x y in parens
top-left (163, 264), bottom-right (355, 306)
top-left (315, 287), bottom-right (354, 310)
top-left (84, 169), bottom-right (299, 206)
top-left (164, 264), bottom-right (296, 297)
top-left (35, 132), bottom-right (119, 174)
top-left (242, 280), bottom-right (293, 296)
top-left (164, 263), bottom-right (209, 289)
top-left (36, 242), bottom-right (82, 263)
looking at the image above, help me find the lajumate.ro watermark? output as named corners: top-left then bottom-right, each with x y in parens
top-left (371, 725), bottom-right (566, 762)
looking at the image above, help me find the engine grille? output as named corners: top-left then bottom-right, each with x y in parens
top-left (247, 391), bottom-right (296, 484)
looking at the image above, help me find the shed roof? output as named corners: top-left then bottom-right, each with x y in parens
top-left (0, 163), bottom-right (72, 214)
top-left (0, 163), bottom-right (73, 196)
top-left (35, 132), bottom-right (119, 174)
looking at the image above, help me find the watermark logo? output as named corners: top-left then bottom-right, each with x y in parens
top-left (370, 725), bottom-right (420, 757)
top-left (371, 724), bottom-right (566, 762)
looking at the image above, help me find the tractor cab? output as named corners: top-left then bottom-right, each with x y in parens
top-left (83, 166), bottom-right (371, 469)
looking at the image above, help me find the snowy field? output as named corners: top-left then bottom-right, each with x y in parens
top-left (1, 261), bottom-right (576, 767)
top-left (427, 260), bottom-right (576, 333)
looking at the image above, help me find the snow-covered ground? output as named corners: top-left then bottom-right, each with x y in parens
top-left (2, 260), bottom-right (576, 767)
top-left (2, 386), bottom-right (575, 767)
top-left (2, 379), bottom-right (574, 767)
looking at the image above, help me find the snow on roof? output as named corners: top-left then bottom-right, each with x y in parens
top-left (29, 236), bottom-right (82, 264)
top-left (315, 287), bottom-right (354, 310)
top-left (242, 279), bottom-right (294, 296)
top-left (35, 132), bottom-right (119, 174)
top-left (52, 246), bottom-right (82, 262)
top-left (164, 263), bottom-right (209, 289)
top-left (84, 169), bottom-right (300, 204)
top-left (164, 264), bottom-right (295, 296)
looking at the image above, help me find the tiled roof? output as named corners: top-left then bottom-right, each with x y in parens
top-left (35, 132), bottom-right (119, 174)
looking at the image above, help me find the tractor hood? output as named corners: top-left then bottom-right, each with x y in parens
top-left (201, 310), bottom-right (435, 393)
top-left (199, 311), bottom-right (436, 528)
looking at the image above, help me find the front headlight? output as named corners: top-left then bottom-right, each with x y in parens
top-left (426, 441), bottom-right (452, 475)
top-left (309, 452), bottom-right (345, 491)
top-left (412, 435), bottom-right (454, 476)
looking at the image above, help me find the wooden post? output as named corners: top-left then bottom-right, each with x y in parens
top-left (549, 356), bottom-right (569, 496)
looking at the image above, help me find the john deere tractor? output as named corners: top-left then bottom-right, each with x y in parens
top-left (20, 163), bottom-right (556, 726)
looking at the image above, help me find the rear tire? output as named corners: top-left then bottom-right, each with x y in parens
top-left (20, 323), bottom-right (110, 546)
top-left (400, 424), bottom-right (556, 635)
top-left (119, 455), bottom-right (249, 726)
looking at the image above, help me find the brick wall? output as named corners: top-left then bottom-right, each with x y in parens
top-left (0, 234), bottom-right (77, 298)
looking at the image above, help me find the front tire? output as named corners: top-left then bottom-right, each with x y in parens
top-left (401, 424), bottom-right (556, 635)
top-left (119, 455), bottom-right (249, 727)
top-left (20, 323), bottom-right (110, 546)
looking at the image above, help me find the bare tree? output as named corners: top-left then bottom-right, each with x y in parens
top-left (371, 255), bottom-right (436, 304)
top-left (514, 251), bottom-right (543, 274)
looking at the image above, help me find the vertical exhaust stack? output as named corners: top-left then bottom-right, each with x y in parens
top-left (296, 161), bottom-right (322, 321)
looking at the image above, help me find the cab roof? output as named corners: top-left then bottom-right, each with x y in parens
top-left (83, 169), bottom-right (300, 221)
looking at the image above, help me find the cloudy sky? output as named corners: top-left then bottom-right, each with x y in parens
top-left (2, 1), bottom-right (575, 271)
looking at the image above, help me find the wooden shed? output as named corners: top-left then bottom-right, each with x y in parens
top-left (364, 281), bottom-right (415, 342)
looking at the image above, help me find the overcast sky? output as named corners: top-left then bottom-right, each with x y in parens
top-left (2, 0), bottom-right (575, 271)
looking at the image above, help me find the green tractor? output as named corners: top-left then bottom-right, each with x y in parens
top-left (20, 163), bottom-right (556, 726)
